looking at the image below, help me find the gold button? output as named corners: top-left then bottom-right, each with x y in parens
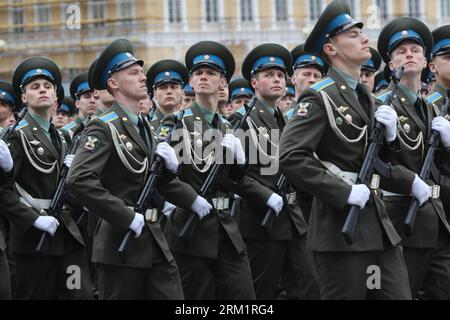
top-left (33, 127), bottom-right (38, 131)
top-left (401, 98), bottom-right (406, 102)
top-left (341, 85), bottom-right (346, 90)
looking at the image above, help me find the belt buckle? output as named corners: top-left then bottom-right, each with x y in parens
top-left (217, 197), bottom-right (224, 210)
top-left (370, 174), bottom-right (380, 190)
top-left (432, 185), bottom-right (440, 199)
top-left (145, 208), bottom-right (158, 223)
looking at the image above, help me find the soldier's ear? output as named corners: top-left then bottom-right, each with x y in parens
top-left (429, 60), bottom-right (437, 74)
top-left (21, 92), bottom-right (27, 104)
top-left (323, 42), bottom-right (336, 58)
top-left (107, 76), bottom-right (119, 91)
top-left (389, 61), bottom-right (395, 72)
top-left (75, 99), bottom-right (81, 110)
top-left (250, 77), bottom-right (258, 91)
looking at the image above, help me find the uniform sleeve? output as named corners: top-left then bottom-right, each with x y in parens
top-left (66, 120), bottom-right (134, 232)
top-left (279, 90), bottom-right (352, 210)
top-left (0, 131), bottom-right (40, 232)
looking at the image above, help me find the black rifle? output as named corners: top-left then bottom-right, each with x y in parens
top-left (261, 107), bottom-right (289, 231)
top-left (341, 66), bottom-right (405, 245)
top-left (0, 107), bottom-right (28, 141)
top-left (117, 110), bottom-right (185, 261)
top-left (404, 92), bottom-right (450, 236)
top-left (178, 97), bottom-right (257, 240)
top-left (35, 129), bottom-right (86, 254)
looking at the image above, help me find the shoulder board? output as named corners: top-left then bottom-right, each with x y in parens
top-left (98, 111), bottom-right (118, 123)
top-left (310, 78), bottom-right (335, 92)
top-left (151, 113), bottom-right (159, 121)
top-left (236, 106), bottom-right (246, 117)
top-left (183, 108), bottom-right (193, 117)
top-left (62, 120), bottom-right (78, 131)
top-left (15, 119), bottom-right (29, 131)
top-left (285, 108), bottom-right (295, 120)
top-left (426, 92), bottom-right (443, 104)
top-left (376, 91), bottom-right (392, 103)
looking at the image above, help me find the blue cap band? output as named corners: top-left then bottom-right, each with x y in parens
top-left (294, 54), bottom-right (325, 69)
top-left (154, 71), bottom-right (183, 87)
top-left (252, 56), bottom-right (286, 74)
top-left (287, 87), bottom-right (295, 96)
top-left (101, 52), bottom-right (139, 88)
top-left (388, 29), bottom-right (425, 53)
top-left (376, 79), bottom-right (389, 88)
top-left (76, 82), bottom-right (91, 96)
top-left (0, 90), bottom-right (16, 106)
top-left (183, 84), bottom-right (194, 94)
top-left (192, 54), bottom-right (225, 73)
top-left (21, 68), bottom-right (54, 86)
top-left (433, 38), bottom-right (450, 57)
top-left (231, 87), bottom-right (253, 99)
top-left (59, 104), bottom-right (71, 113)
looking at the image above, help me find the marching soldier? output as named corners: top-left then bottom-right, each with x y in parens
top-left (376, 22), bottom-right (450, 299)
top-left (280, 0), bottom-right (412, 299)
top-left (360, 48), bottom-right (382, 94)
top-left (217, 78), bottom-right (232, 117)
top-left (158, 41), bottom-right (255, 300)
top-left (228, 43), bottom-right (316, 300)
top-left (228, 77), bottom-right (254, 113)
top-left (66, 39), bottom-right (188, 300)
top-left (61, 72), bottom-right (98, 144)
top-left (374, 70), bottom-right (390, 94)
top-left (181, 84), bottom-right (195, 110)
top-left (0, 81), bottom-right (17, 129)
top-left (52, 97), bottom-right (75, 129)
top-left (0, 57), bottom-right (92, 299)
top-left (276, 78), bottom-right (295, 113)
top-left (146, 59), bottom-right (188, 131)
top-left (284, 43), bottom-right (328, 122)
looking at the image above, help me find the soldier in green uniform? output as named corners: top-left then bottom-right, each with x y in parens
top-left (0, 57), bottom-right (92, 299)
top-left (158, 41), bottom-right (255, 300)
top-left (228, 78), bottom-right (254, 113)
top-left (0, 81), bottom-right (17, 129)
top-left (284, 43), bottom-right (328, 122)
top-left (227, 43), bottom-right (315, 300)
top-left (66, 39), bottom-right (188, 300)
top-left (181, 84), bottom-right (195, 110)
top-left (360, 48), bottom-right (382, 94)
top-left (61, 72), bottom-right (97, 144)
top-left (276, 78), bottom-right (295, 113)
top-left (280, 0), bottom-right (412, 299)
top-left (374, 70), bottom-right (390, 94)
top-left (146, 59), bottom-right (188, 131)
top-left (52, 97), bottom-right (76, 129)
top-left (377, 20), bottom-right (450, 299)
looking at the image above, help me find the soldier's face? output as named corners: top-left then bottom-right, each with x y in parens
top-left (76, 91), bottom-right (97, 118)
top-left (231, 97), bottom-right (251, 111)
top-left (390, 41), bottom-right (427, 76)
top-left (97, 89), bottom-right (114, 108)
top-left (292, 66), bottom-right (322, 95)
top-left (430, 53), bottom-right (450, 82)
top-left (155, 82), bottom-right (183, 110)
top-left (189, 67), bottom-right (224, 96)
top-left (252, 68), bottom-right (286, 101)
top-left (138, 94), bottom-right (152, 115)
top-left (218, 82), bottom-right (229, 104)
top-left (0, 101), bottom-right (12, 123)
top-left (21, 78), bottom-right (57, 111)
top-left (218, 102), bottom-right (234, 117)
top-left (325, 27), bottom-right (371, 65)
top-left (108, 64), bottom-right (148, 101)
top-left (52, 110), bottom-right (69, 129)
top-left (360, 70), bottom-right (375, 92)
top-left (276, 94), bottom-right (293, 113)
top-left (181, 95), bottom-right (195, 110)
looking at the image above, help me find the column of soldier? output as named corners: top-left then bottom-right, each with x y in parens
top-left (1, 0), bottom-right (450, 300)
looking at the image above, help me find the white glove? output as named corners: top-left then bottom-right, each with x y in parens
top-left (129, 212), bottom-right (145, 238)
top-left (162, 201), bottom-right (176, 218)
top-left (33, 216), bottom-right (59, 236)
top-left (155, 142), bottom-right (179, 174)
top-left (64, 154), bottom-right (75, 168)
top-left (411, 174), bottom-right (431, 206)
top-left (347, 184), bottom-right (371, 209)
top-left (0, 139), bottom-right (13, 173)
top-left (191, 196), bottom-right (212, 220)
top-left (375, 105), bottom-right (398, 142)
top-left (266, 193), bottom-right (284, 216)
top-left (432, 116), bottom-right (450, 148)
top-left (221, 134), bottom-right (246, 164)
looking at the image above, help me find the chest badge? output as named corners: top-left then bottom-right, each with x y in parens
top-left (37, 147), bottom-right (45, 155)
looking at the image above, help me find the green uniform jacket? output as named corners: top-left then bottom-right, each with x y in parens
top-left (158, 102), bottom-right (249, 259)
top-left (66, 102), bottom-right (193, 268)
top-left (279, 69), bottom-right (411, 252)
top-left (150, 108), bottom-right (165, 134)
top-left (229, 99), bottom-right (308, 240)
top-left (377, 85), bottom-right (450, 248)
top-left (1, 113), bottom-right (84, 255)
top-left (425, 84), bottom-right (450, 208)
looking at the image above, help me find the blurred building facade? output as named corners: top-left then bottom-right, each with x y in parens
top-left (0, 0), bottom-right (449, 87)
